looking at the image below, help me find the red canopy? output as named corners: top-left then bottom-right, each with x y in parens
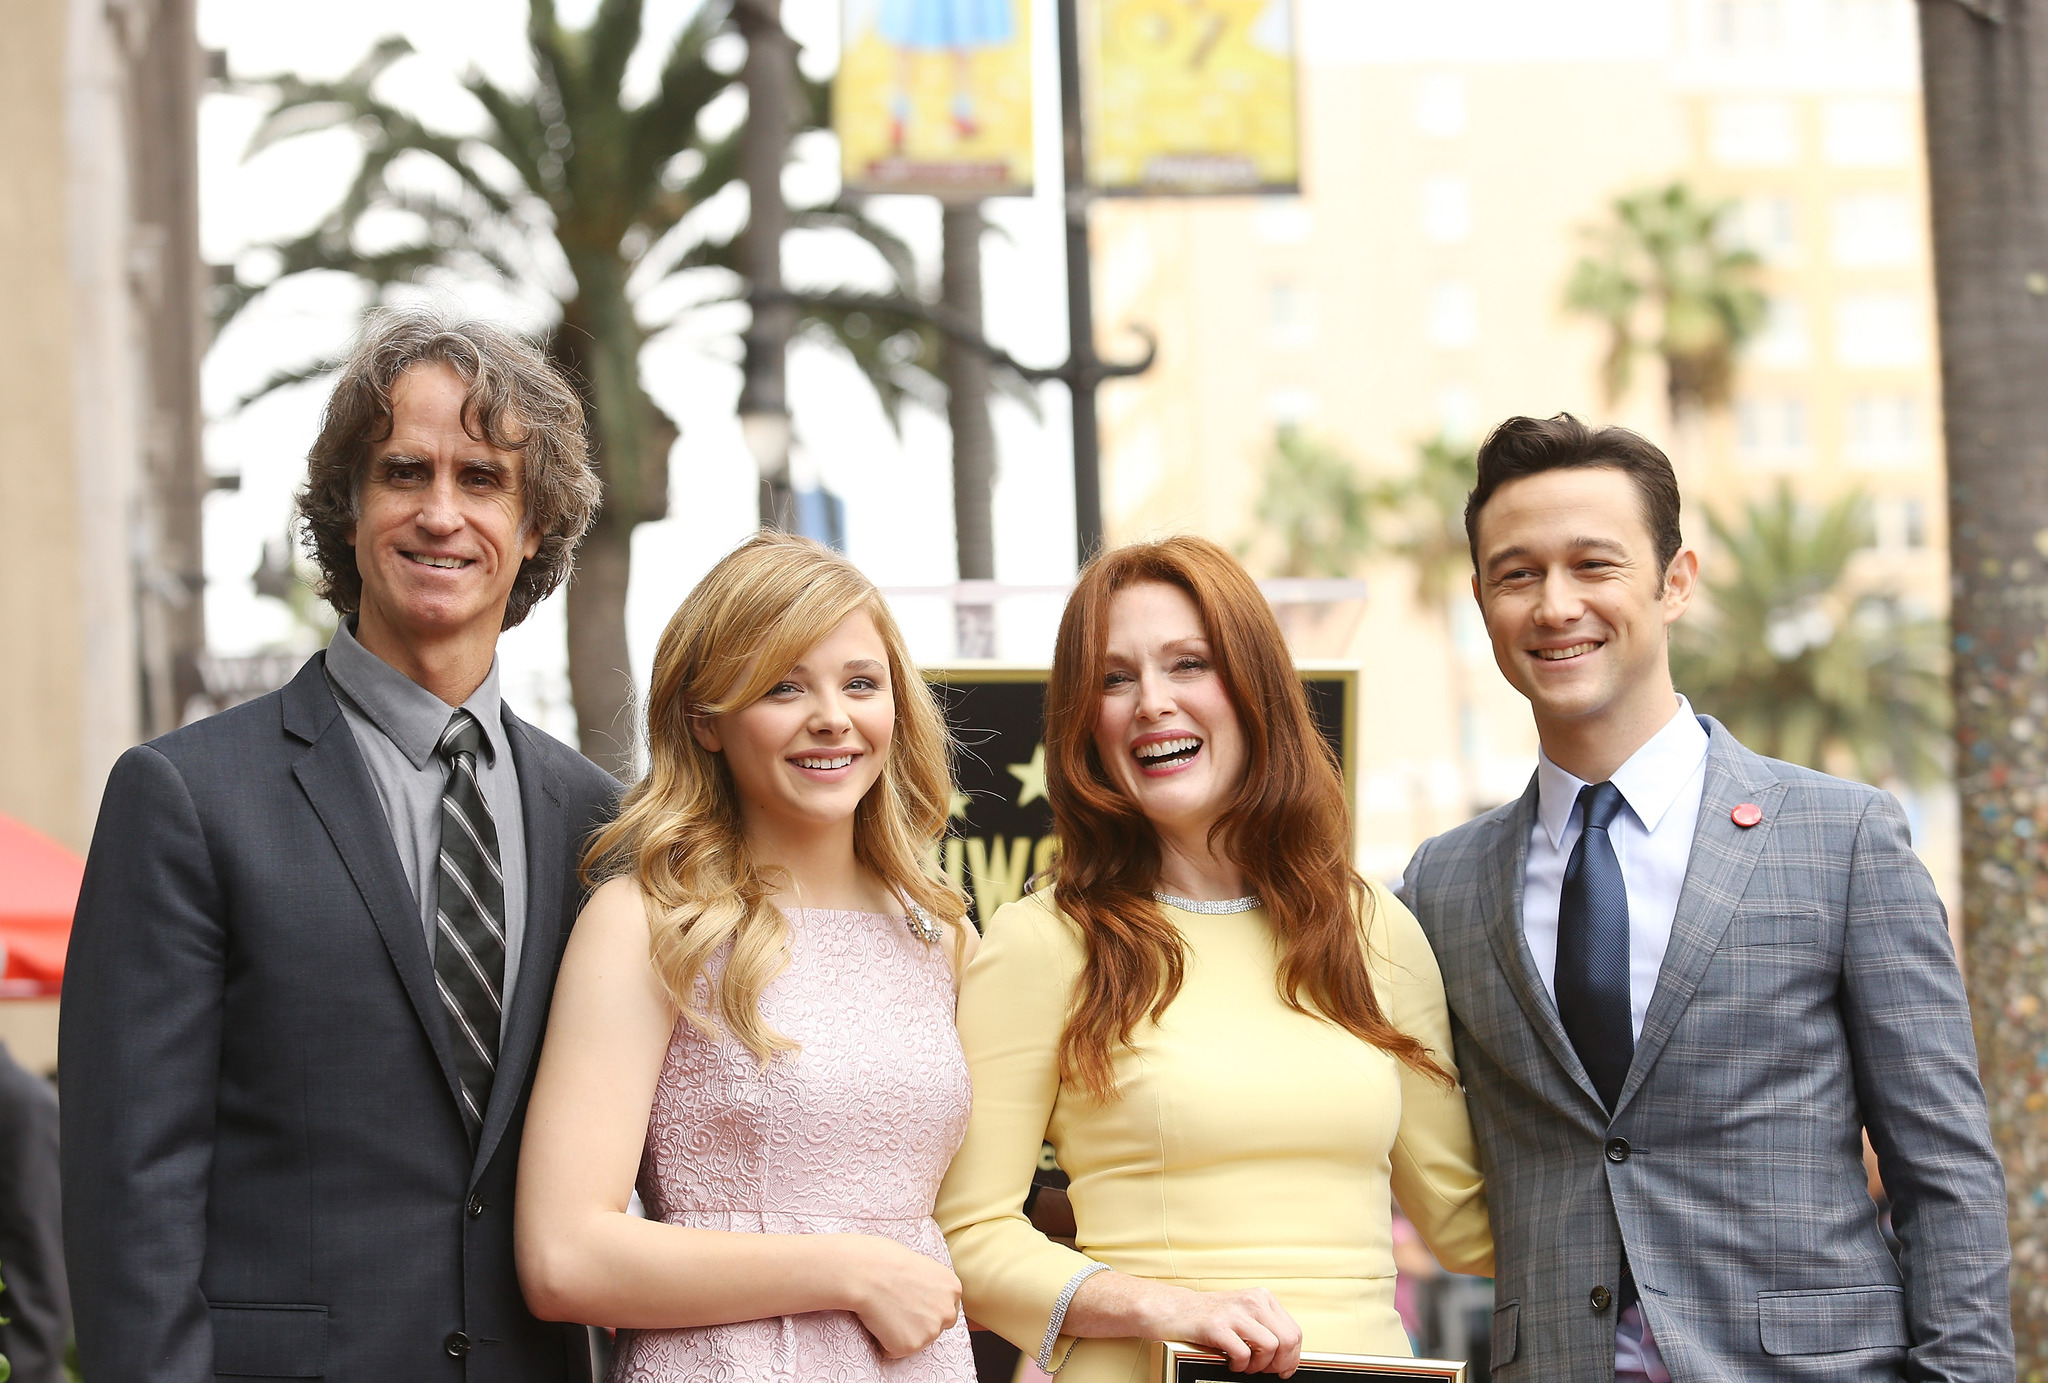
top-left (0, 812), bottom-right (82, 997)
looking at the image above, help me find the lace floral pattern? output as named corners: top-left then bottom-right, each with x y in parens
top-left (611, 909), bottom-right (975, 1383)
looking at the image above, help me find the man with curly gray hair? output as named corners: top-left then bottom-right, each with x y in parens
top-left (63, 308), bottom-right (619, 1383)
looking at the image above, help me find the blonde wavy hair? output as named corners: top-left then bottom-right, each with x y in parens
top-left (584, 532), bottom-right (969, 1061)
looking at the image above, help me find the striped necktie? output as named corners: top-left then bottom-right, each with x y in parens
top-left (434, 709), bottom-right (505, 1140)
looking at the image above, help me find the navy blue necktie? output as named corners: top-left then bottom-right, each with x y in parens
top-left (1558, 781), bottom-right (1640, 1314)
top-left (1556, 781), bottom-right (1633, 1113)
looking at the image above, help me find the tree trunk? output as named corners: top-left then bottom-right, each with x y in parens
top-left (565, 508), bottom-right (637, 777)
top-left (550, 286), bottom-right (673, 780)
top-left (1919, 0), bottom-right (2048, 1361)
top-left (942, 202), bottom-right (997, 656)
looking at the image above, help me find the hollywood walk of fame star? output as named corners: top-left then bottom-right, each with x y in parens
top-left (1007, 743), bottom-right (1047, 808)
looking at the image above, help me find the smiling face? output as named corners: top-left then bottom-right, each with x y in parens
top-left (347, 362), bottom-right (538, 659)
top-left (1472, 465), bottom-right (1698, 767)
top-left (1092, 581), bottom-right (1248, 847)
top-left (693, 609), bottom-right (895, 845)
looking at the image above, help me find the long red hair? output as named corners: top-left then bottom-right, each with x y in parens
top-left (1045, 536), bottom-right (1450, 1101)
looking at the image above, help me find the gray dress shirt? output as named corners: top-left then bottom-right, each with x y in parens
top-left (325, 619), bottom-right (529, 1015)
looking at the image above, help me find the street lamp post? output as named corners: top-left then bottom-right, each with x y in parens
top-left (737, 0), bottom-right (796, 531)
top-left (1055, 0), bottom-right (1104, 563)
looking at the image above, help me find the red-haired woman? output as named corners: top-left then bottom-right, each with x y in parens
top-left (935, 537), bottom-right (1491, 1381)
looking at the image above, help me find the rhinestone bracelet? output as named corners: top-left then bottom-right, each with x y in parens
top-left (1038, 1261), bottom-right (1111, 1374)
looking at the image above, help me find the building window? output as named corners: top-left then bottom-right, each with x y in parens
top-left (1723, 195), bottom-right (1798, 264)
top-left (1427, 281), bottom-right (1478, 349)
top-left (1437, 385), bottom-right (1480, 445)
top-left (1266, 388), bottom-right (1319, 428)
top-left (1255, 197), bottom-right (1313, 246)
top-left (1823, 99), bottom-right (1913, 167)
top-left (1835, 294), bottom-right (1927, 368)
top-left (1870, 495), bottom-right (1931, 552)
top-left (1749, 297), bottom-right (1811, 368)
top-left (1846, 392), bottom-right (1926, 467)
top-left (1709, 0), bottom-right (1787, 51)
top-left (1711, 100), bottom-right (1798, 166)
top-left (1420, 175), bottom-right (1473, 244)
top-left (1268, 282), bottom-right (1317, 349)
top-left (1828, 0), bottom-right (1906, 49)
top-left (1736, 396), bottom-right (1810, 468)
top-left (1831, 193), bottom-right (1918, 267)
top-left (1415, 74), bottom-right (1467, 138)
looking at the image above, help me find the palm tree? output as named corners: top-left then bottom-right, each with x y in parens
top-left (1248, 428), bottom-right (1493, 812)
top-left (1565, 182), bottom-right (1767, 419)
top-left (1249, 427), bottom-right (1376, 579)
top-left (1374, 433), bottom-right (1478, 614)
top-left (1671, 483), bottom-right (1948, 785)
top-left (221, 0), bottom-right (939, 774)
top-left (1370, 434), bottom-right (1487, 813)
top-left (1920, 0), bottom-right (2048, 1358)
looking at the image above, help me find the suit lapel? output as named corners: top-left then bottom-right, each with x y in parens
top-left (1479, 779), bottom-right (1609, 1113)
top-left (1613, 718), bottom-right (1782, 1116)
top-left (285, 657), bottom-right (468, 1116)
top-left (471, 712), bottom-right (573, 1179)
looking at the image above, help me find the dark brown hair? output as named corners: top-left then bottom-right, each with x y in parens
top-left (1465, 413), bottom-right (1684, 582)
top-left (295, 307), bottom-right (601, 628)
top-left (1044, 535), bottom-right (1450, 1102)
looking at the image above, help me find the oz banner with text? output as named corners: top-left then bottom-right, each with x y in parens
top-left (925, 666), bottom-right (1358, 928)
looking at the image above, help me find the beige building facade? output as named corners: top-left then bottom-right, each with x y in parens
top-left (0, 0), bottom-right (207, 858)
top-left (1, 0), bottom-right (205, 1071)
top-left (1091, 0), bottom-right (1951, 889)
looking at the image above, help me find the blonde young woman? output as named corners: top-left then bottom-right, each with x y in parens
top-left (935, 537), bottom-right (1492, 1382)
top-left (515, 534), bottom-right (978, 1382)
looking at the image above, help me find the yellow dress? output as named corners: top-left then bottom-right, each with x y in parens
top-left (934, 883), bottom-right (1493, 1383)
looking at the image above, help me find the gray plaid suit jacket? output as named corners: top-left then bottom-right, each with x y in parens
top-left (1399, 717), bottom-right (2011, 1382)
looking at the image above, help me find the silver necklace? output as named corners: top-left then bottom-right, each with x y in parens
top-left (1152, 891), bottom-right (1263, 914)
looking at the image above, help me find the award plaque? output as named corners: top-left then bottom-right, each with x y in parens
top-left (1148, 1341), bottom-right (1468, 1383)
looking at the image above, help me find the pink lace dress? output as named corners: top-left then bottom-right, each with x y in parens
top-left (610, 908), bottom-right (976, 1383)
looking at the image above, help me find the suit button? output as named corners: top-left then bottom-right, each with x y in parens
top-left (1605, 1137), bottom-right (1632, 1163)
top-left (1590, 1285), bottom-right (1613, 1312)
top-left (445, 1331), bottom-right (471, 1358)
top-left (467, 1193), bottom-right (486, 1218)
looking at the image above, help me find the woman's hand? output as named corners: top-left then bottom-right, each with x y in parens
top-left (1067, 1273), bottom-right (1304, 1377)
top-left (835, 1236), bottom-right (965, 1359)
top-left (1142, 1284), bottom-right (1303, 1376)
top-left (1064, 1270), bottom-right (1302, 1376)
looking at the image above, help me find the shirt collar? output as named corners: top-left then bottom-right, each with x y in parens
top-left (1534, 695), bottom-right (1709, 849)
top-left (325, 617), bottom-right (506, 772)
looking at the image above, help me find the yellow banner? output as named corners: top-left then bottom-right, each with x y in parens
top-left (837, 0), bottom-right (1034, 198)
top-left (1085, 0), bottom-right (1300, 194)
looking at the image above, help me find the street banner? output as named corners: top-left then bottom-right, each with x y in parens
top-left (837, 0), bottom-right (1035, 198)
top-left (1084, 0), bottom-right (1300, 195)
top-left (926, 664), bottom-right (1355, 926)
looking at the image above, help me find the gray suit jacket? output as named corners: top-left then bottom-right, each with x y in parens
top-left (61, 655), bottom-right (619, 1383)
top-left (1400, 718), bottom-right (2011, 1382)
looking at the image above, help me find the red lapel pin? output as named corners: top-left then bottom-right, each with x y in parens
top-left (1732, 802), bottom-right (1763, 828)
